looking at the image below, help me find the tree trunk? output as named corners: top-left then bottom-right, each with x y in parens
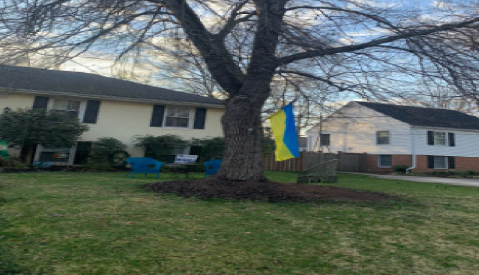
top-left (216, 95), bottom-right (267, 181)
top-left (23, 145), bottom-right (35, 165)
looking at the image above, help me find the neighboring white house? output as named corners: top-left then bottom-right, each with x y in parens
top-left (0, 65), bottom-right (225, 165)
top-left (306, 101), bottom-right (479, 172)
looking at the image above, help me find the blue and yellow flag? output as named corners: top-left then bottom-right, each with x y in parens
top-left (268, 102), bottom-right (300, 161)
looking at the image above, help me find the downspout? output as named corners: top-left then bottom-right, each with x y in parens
top-left (406, 126), bottom-right (416, 174)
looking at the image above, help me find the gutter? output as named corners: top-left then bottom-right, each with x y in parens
top-left (406, 126), bottom-right (416, 174)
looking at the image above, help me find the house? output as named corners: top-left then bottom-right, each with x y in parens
top-left (0, 65), bottom-right (225, 165)
top-left (306, 101), bottom-right (479, 172)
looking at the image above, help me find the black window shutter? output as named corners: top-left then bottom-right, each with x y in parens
top-left (150, 105), bottom-right (165, 127)
top-left (448, 156), bottom-right (455, 169)
top-left (193, 108), bottom-right (207, 129)
top-left (427, 131), bottom-right (434, 145)
top-left (83, 100), bottom-right (101, 124)
top-left (427, 156), bottom-right (434, 169)
top-left (448, 133), bottom-right (455, 147)
top-left (33, 96), bottom-right (49, 109)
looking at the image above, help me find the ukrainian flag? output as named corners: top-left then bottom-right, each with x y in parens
top-left (268, 102), bottom-right (300, 161)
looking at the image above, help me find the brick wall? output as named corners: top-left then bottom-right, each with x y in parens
top-left (415, 155), bottom-right (479, 172)
top-left (365, 154), bottom-right (412, 173)
top-left (366, 154), bottom-right (479, 172)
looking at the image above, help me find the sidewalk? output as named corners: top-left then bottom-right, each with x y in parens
top-left (351, 173), bottom-right (479, 188)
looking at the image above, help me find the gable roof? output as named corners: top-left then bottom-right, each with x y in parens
top-left (0, 65), bottom-right (224, 108)
top-left (355, 101), bottom-right (479, 130)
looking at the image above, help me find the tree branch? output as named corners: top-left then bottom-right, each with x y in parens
top-left (157, 0), bottom-right (245, 94)
top-left (280, 17), bottom-right (479, 65)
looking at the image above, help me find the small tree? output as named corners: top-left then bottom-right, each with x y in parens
top-left (0, 108), bottom-right (89, 164)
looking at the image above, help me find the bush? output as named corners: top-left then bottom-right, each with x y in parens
top-left (133, 135), bottom-right (189, 162)
top-left (453, 170), bottom-right (476, 178)
top-left (5, 156), bottom-right (23, 168)
top-left (431, 171), bottom-right (454, 177)
top-left (393, 165), bottom-right (409, 174)
top-left (90, 137), bottom-right (129, 167)
top-left (12, 163), bottom-right (28, 170)
top-left (465, 170), bottom-right (476, 176)
top-left (0, 156), bottom-right (7, 167)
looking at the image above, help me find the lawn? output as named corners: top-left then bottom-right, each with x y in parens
top-left (1, 171), bottom-right (479, 275)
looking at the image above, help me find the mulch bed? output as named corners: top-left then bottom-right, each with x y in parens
top-left (145, 177), bottom-right (397, 203)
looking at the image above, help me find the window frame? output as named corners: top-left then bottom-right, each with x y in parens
top-left (433, 156), bottom-right (447, 169)
top-left (162, 106), bottom-right (194, 129)
top-left (376, 131), bottom-right (390, 145)
top-left (48, 98), bottom-right (86, 122)
top-left (320, 133), bottom-right (330, 146)
top-left (433, 131), bottom-right (447, 146)
top-left (378, 155), bottom-right (392, 168)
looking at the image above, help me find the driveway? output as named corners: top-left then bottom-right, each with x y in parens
top-left (354, 173), bottom-right (479, 188)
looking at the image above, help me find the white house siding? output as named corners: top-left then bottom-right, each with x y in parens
top-left (83, 99), bottom-right (224, 157)
top-left (413, 127), bottom-right (479, 158)
top-left (0, 93), bottom-right (224, 158)
top-left (307, 102), bottom-right (412, 155)
top-left (0, 93), bottom-right (34, 110)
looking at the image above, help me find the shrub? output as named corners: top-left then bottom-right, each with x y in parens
top-left (90, 137), bottom-right (129, 167)
top-left (133, 135), bottom-right (189, 162)
top-left (431, 171), bottom-right (453, 177)
top-left (393, 165), bottom-right (409, 174)
top-left (453, 171), bottom-right (476, 178)
top-left (465, 170), bottom-right (476, 176)
top-left (0, 156), bottom-right (7, 167)
top-left (6, 157), bottom-right (23, 168)
top-left (12, 163), bottom-right (28, 170)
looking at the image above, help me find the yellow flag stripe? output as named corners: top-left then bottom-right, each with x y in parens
top-left (269, 110), bottom-right (295, 161)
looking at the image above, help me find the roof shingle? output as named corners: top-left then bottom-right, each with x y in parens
top-left (0, 65), bottom-right (224, 107)
top-left (356, 101), bottom-right (479, 130)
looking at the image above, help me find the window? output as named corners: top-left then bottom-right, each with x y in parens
top-left (434, 132), bottom-right (446, 145)
top-left (378, 155), bottom-right (392, 167)
top-left (433, 156), bottom-right (447, 169)
top-left (428, 131), bottom-right (455, 146)
top-left (165, 107), bottom-right (190, 128)
top-left (428, 156), bottom-right (455, 169)
top-left (52, 99), bottom-right (81, 118)
top-left (320, 134), bottom-right (330, 146)
top-left (376, 131), bottom-right (390, 145)
top-left (151, 106), bottom-right (206, 129)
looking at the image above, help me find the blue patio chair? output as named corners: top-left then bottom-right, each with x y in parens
top-left (203, 159), bottom-right (222, 178)
top-left (124, 157), bottom-right (165, 178)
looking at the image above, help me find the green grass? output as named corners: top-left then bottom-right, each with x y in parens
top-left (1, 171), bottom-right (479, 274)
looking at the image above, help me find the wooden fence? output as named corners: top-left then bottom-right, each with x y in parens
top-left (263, 151), bottom-right (367, 172)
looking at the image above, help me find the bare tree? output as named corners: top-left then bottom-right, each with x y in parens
top-left (2, 0), bottom-right (479, 181)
